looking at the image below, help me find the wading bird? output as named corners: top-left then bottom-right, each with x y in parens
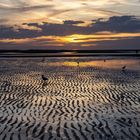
top-left (120, 93), bottom-right (125, 101)
top-left (41, 75), bottom-right (48, 82)
top-left (77, 61), bottom-right (80, 67)
top-left (41, 57), bottom-right (45, 62)
top-left (122, 66), bottom-right (126, 71)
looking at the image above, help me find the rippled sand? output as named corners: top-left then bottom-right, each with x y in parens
top-left (0, 57), bottom-right (140, 140)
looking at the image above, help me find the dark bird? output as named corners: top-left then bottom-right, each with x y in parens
top-left (120, 93), bottom-right (125, 101)
top-left (41, 57), bottom-right (45, 62)
top-left (77, 62), bottom-right (79, 66)
top-left (122, 66), bottom-right (126, 71)
top-left (41, 75), bottom-right (48, 82)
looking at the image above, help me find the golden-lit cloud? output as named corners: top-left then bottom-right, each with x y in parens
top-left (0, 32), bottom-right (140, 48)
top-left (59, 32), bottom-right (140, 43)
top-left (0, 0), bottom-right (140, 25)
top-left (0, 0), bottom-right (140, 50)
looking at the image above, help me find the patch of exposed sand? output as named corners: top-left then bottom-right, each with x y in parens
top-left (0, 57), bottom-right (140, 140)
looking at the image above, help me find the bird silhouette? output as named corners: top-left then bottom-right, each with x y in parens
top-left (120, 93), bottom-right (125, 101)
top-left (41, 57), bottom-right (45, 62)
top-left (122, 66), bottom-right (126, 71)
top-left (41, 75), bottom-right (48, 82)
top-left (77, 62), bottom-right (80, 66)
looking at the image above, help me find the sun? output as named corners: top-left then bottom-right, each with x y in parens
top-left (61, 35), bottom-right (79, 43)
top-left (60, 34), bottom-right (86, 43)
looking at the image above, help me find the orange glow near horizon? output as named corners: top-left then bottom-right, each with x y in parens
top-left (0, 32), bottom-right (140, 48)
top-left (60, 33), bottom-right (140, 43)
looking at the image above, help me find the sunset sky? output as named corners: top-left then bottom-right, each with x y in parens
top-left (0, 0), bottom-right (140, 50)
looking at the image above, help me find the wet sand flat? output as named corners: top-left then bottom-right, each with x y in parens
top-left (0, 57), bottom-right (140, 140)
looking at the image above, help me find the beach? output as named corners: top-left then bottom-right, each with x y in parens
top-left (0, 57), bottom-right (140, 140)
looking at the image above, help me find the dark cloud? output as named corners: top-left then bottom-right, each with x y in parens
top-left (0, 16), bottom-right (140, 39)
top-left (0, 25), bottom-right (38, 39)
top-left (91, 16), bottom-right (140, 33)
top-left (23, 23), bottom-right (40, 27)
top-left (0, 23), bottom-right (85, 39)
top-left (63, 20), bottom-right (84, 25)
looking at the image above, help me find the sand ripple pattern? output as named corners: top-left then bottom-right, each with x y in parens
top-left (0, 57), bottom-right (140, 140)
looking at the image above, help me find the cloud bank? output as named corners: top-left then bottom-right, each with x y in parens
top-left (0, 16), bottom-right (140, 50)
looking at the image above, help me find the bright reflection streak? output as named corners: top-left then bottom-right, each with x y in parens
top-left (48, 59), bottom-right (139, 70)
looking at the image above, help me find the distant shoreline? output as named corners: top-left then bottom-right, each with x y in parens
top-left (0, 50), bottom-right (139, 57)
top-left (0, 54), bottom-right (140, 57)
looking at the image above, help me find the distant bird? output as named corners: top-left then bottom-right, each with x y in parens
top-left (137, 98), bottom-right (140, 103)
top-left (41, 75), bottom-right (48, 82)
top-left (122, 66), bottom-right (126, 71)
top-left (77, 62), bottom-right (80, 67)
top-left (41, 57), bottom-right (45, 62)
top-left (120, 93), bottom-right (125, 101)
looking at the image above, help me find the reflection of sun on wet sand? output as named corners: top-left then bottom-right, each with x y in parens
top-left (0, 57), bottom-right (140, 140)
